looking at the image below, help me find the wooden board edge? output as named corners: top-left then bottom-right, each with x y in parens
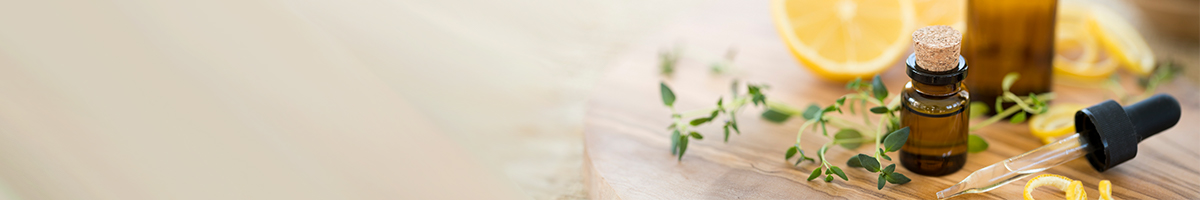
top-left (584, 148), bottom-right (621, 200)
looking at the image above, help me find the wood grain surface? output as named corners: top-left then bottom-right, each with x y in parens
top-left (582, 1), bottom-right (1200, 199)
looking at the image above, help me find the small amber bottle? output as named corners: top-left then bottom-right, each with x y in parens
top-left (899, 26), bottom-right (970, 176)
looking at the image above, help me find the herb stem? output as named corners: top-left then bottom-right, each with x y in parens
top-left (680, 107), bottom-right (719, 119)
top-left (679, 96), bottom-right (749, 119)
top-left (970, 105), bottom-right (1021, 132)
top-left (1002, 92), bottom-right (1038, 113)
top-left (874, 114), bottom-right (888, 164)
top-left (968, 93), bottom-right (1055, 132)
top-left (765, 100), bottom-right (802, 115)
top-left (796, 120), bottom-right (818, 145)
top-left (861, 99), bottom-right (872, 125)
top-left (818, 144), bottom-right (832, 169)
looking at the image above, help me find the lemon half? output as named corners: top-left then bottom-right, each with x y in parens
top-left (771, 0), bottom-right (916, 81)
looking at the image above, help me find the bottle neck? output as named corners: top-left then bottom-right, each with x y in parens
top-left (913, 81), bottom-right (961, 96)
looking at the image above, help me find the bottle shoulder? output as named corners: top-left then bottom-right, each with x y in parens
top-left (902, 82), bottom-right (970, 115)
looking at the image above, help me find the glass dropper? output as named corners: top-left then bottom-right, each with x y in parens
top-left (936, 133), bottom-right (1089, 199)
top-left (936, 94), bottom-right (1181, 199)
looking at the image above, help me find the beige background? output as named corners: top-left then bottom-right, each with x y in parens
top-left (0, 0), bottom-right (716, 199)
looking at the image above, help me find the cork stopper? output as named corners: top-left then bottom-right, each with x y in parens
top-left (912, 26), bottom-right (962, 72)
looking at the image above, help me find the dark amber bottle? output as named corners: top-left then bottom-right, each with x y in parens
top-left (899, 26), bottom-right (970, 176)
top-left (962, 0), bottom-right (1056, 113)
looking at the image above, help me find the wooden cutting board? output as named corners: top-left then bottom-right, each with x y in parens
top-left (582, 1), bottom-right (1200, 199)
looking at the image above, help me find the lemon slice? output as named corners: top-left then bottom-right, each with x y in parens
top-left (1024, 174), bottom-right (1113, 200)
top-left (913, 0), bottom-right (964, 30)
top-left (771, 0), bottom-right (916, 81)
top-left (1053, 2), bottom-right (1120, 82)
top-left (1025, 174), bottom-right (1076, 200)
top-left (1087, 5), bottom-right (1156, 75)
top-left (1099, 180), bottom-right (1114, 200)
top-left (1067, 180), bottom-right (1088, 200)
top-left (1029, 104), bottom-right (1088, 143)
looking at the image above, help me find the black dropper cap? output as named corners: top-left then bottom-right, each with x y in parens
top-left (1075, 94), bottom-right (1181, 172)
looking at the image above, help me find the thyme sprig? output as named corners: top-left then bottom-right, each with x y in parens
top-left (659, 47), bottom-right (681, 76)
top-left (967, 73), bottom-right (1055, 132)
top-left (776, 75), bottom-right (912, 189)
top-left (660, 81), bottom-right (768, 161)
top-left (1116, 60), bottom-right (1181, 103)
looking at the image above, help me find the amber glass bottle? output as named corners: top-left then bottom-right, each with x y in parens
top-left (899, 26), bottom-right (970, 176)
top-left (962, 0), bottom-right (1056, 112)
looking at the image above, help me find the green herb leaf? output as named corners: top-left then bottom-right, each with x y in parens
top-left (689, 131), bottom-right (703, 140)
top-left (670, 130), bottom-right (680, 155)
top-left (801, 104), bottom-right (821, 120)
top-left (846, 154), bottom-right (863, 167)
top-left (807, 167), bottom-right (823, 181)
top-left (795, 149), bottom-right (814, 165)
top-left (722, 122), bottom-right (731, 142)
top-left (820, 120), bottom-right (829, 136)
top-left (824, 175), bottom-right (834, 182)
top-left (659, 50), bottom-right (678, 75)
top-left (660, 82), bottom-right (676, 107)
top-left (882, 127), bottom-right (910, 152)
top-left (1028, 93), bottom-right (1042, 113)
top-left (785, 146), bottom-right (798, 160)
top-left (846, 77), bottom-right (862, 90)
top-left (1002, 73), bottom-right (1020, 91)
top-left (761, 108), bottom-right (793, 123)
top-left (677, 135), bottom-right (688, 161)
top-left (882, 164), bottom-right (896, 174)
top-left (969, 102), bottom-right (988, 119)
top-left (870, 106), bottom-right (889, 114)
top-left (689, 117), bottom-right (712, 126)
top-left (887, 117), bottom-right (901, 134)
top-left (716, 98), bottom-right (724, 109)
top-left (871, 75), bottom-right (888, 101)
top-left (1009, 112), bottom-right (1027, 124)
top-left (730, 118), bottom-right (740, 134)
top-left (666, 123), bottom-right (676, 130)
top-left (968, 134), bottom-right (989, 153)
top-left (831, 166), bottom-right (848, 181)
top-left (885, 172), bottom-right (911, 184)
top-left (878, 148), bottom-right (892, 161)
top-left (748, 85), bottom-right (767, 106)
top-left (836, 96), bottom-right (847, 105)
top-left (857, 154), bottom-right (880, 172)
top-left (823, 105), bottom-right (839, 113)
top-left (877, 174), bottom-right (887, 190)
top-left (1033, 97), bottom-right (1048, 114)
top-left (834, 129), bottom-right (863, 149)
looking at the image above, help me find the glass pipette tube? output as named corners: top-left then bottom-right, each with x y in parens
top-left (936, 133), bottom-right (1091, 199)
